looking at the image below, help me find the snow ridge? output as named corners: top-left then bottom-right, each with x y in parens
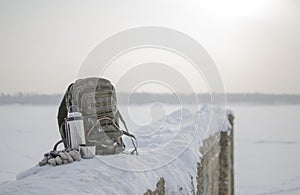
top-left (0, 105), bottom-right (231, 194)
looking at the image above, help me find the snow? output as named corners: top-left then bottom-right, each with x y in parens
top-left (232, 105), bottom-right (300, 195)
top-left (0, 105), bottom-right (230, 194)
top-left (2, 104), bottom-right (300, 194)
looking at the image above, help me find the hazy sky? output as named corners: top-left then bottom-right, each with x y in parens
top-left (0, 0), bottom-right (299, 94)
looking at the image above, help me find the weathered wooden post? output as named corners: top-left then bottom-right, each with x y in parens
top-left (219, 113), bottom-right (234, 195)
top-left (197, 113), bottom-right (234, 195)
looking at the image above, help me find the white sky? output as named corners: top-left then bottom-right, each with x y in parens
top-left (0, 0), bottom-right (299, 94)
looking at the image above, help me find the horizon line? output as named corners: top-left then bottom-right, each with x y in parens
top-left (1, 92), bottom-right (300, 96)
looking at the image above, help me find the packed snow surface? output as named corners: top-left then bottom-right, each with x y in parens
top-left (0, 105), bottom-right (231, 194)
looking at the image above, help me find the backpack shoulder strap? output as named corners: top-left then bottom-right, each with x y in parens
top-left (65, 83), bottom-right (74, 110)
top-left (117, 110), bottom-right (138, 155)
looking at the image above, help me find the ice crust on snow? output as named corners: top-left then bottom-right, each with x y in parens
top-left (0, 105), bottom-right (232, 195)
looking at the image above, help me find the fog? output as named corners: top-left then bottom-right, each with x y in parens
top-left (0, 0), bottom-right (300, 94)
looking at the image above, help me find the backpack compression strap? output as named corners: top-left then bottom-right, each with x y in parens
top-left (117, 110), bottom-right (138, 155)
top-left (86, 115), bottom-right (138, 155)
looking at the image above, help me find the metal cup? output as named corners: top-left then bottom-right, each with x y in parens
top-left (79, 144), bottom-right (96, 159)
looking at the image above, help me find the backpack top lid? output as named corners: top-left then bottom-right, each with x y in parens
top-left (68, 77), bottom-right (117, 117)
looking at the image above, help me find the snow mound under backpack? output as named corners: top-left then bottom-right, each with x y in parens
top-left (0, 105), bottom-right (232, 195)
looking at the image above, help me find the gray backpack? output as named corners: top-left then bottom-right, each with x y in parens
top-left (66, 77), bottom-right (137, 155)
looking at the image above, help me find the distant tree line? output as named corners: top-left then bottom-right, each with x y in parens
top-left (0, 93), bottom-right (62, 105)
top-left (118, 93), bottom-right (300, 105)
top-left (0, 92), bottom-right (299, 105)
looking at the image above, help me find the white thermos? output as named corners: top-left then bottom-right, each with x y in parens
top-left (65, 106), bottom-right (86, 149)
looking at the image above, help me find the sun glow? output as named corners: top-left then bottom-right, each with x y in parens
top-left (199, 0), bottom-right (272, 19)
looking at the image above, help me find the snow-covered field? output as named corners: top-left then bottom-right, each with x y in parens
top-left (0, 104), bottom-right (299, 194)
top-left (232, 105), bottom-right (300, 195)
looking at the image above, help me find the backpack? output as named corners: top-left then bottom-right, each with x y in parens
top-left (64, 77), bottom-right (137, 155)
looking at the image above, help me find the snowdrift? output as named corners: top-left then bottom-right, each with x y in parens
top-left (0, 105), bottom-right (232, 194)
